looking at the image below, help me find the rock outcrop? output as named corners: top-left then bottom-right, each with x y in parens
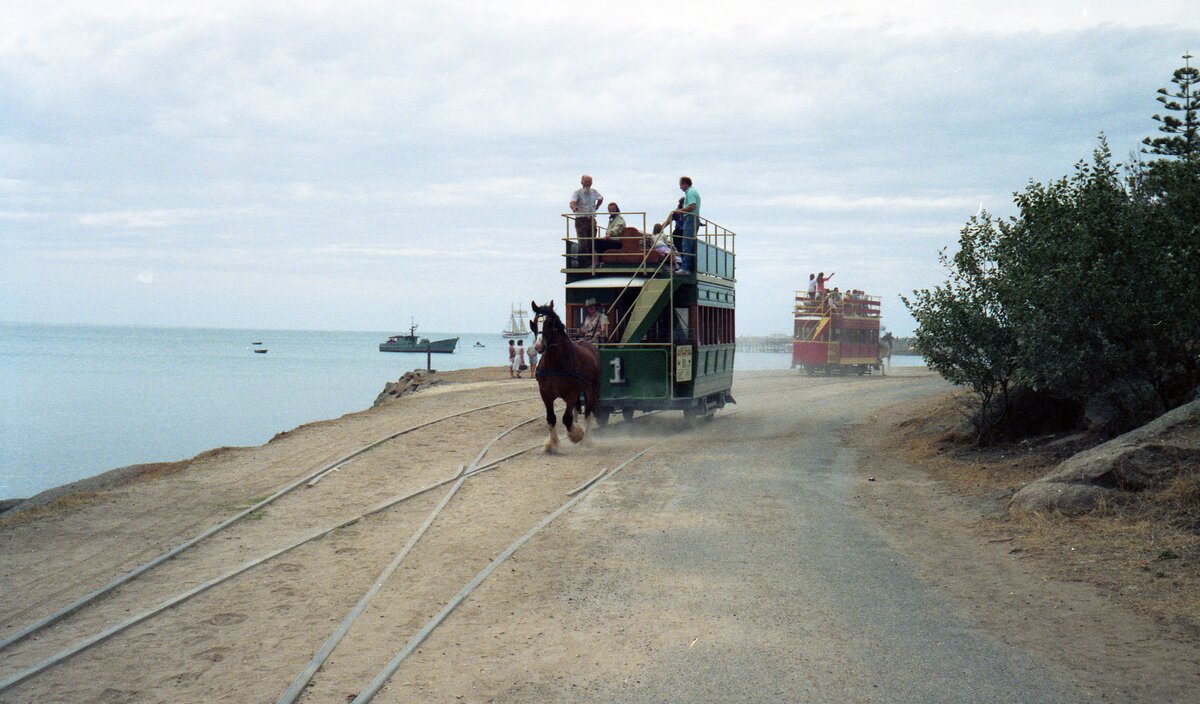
top-left (1010, 399), bottom-right (1200, 516)
top-left (1083, 377), bottom-right (1165, 437)
top-left (374, 369), bottom-right (442, 406)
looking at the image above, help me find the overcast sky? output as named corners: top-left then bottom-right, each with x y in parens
top-left (1, 1), bottom-right (1196, 336)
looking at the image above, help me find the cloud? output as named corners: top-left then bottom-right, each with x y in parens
top-left (2, 2), bottom-right (1197, 335)
top-left (747, 194), bottom-right (990, 212)
top-left (76, 209), bottom-right (205, 228)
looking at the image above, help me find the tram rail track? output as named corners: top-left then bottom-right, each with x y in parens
top-left (0, 407), bottom-right (549, 695)
top-left (0, 372), bottom-right (879, 699)
top-left (0, 395), bottom-right (678, 694)
top-left (0, 395), bottom-right (538, 653)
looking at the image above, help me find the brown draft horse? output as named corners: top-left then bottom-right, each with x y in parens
top-left (879, 331), bottom-right (894, 376)
top-left (530, 300), bottom-right (600, 453)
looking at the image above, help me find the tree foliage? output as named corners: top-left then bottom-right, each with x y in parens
top-left (1143, 52), bottom-right (1200, 161)
top-left (902, 215), bottom-right (1017, 441)
top-left (906, 133), bottom-right (1200, 443)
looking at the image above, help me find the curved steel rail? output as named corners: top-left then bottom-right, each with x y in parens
top-left (351, 440), bottom-right (668, 703)
top-left (1, 376), bottom-right (844, 696)
top-left (0, 396), bottom-right (536, 653)
top-left (275, 416), bottom-right (543, 703)
top-left (0, 413), bottom-right (546, 696)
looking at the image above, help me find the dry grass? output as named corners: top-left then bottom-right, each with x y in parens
top-left (0, 490), bottom-right (103, 529)
top-left (0, 453), bottom-right (220, 528)
top-left (890, 391), bottom-right (1200, 637)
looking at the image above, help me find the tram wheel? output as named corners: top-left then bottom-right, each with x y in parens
top-left (622, 408), bottom-right (635, 422)
top-left (594, 409), bottom-right (610, 428)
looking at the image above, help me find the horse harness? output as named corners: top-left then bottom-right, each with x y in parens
top-left (533, 314), bottom-right (587, 384)
top-left (535, 368), bottom-right (585, 383)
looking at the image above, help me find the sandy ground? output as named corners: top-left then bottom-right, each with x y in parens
top-left (1, 368), bottom-right (1197, 703)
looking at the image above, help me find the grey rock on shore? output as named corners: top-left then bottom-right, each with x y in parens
top-left (374, 369), bottom-right (442, 406)
top-left (1010, 398), bottom-right (1200, 516)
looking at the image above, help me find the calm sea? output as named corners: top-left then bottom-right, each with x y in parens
top-left (0, 322), bottom-right (924, 499)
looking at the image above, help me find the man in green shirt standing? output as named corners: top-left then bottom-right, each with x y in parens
top-left (676, 176), bottom-right (700, 273)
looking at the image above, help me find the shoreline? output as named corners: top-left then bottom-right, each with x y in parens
top-left (0, 365), bottom-right (515, 515)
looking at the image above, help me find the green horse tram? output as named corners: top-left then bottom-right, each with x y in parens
top-left (559, 211), bottom-right (737, 425)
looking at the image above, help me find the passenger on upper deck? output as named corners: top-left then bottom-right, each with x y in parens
top-left (650, 223), bottom-right (678, 271)
top-left (829, 287), bottom-right (843, 313)
top-left (605, 202), bottom-right (626, 238)
top-left (807, 273), bottom-right (817, 300)
top-left (569, 174), bottom-right (604, 263)
top-left (675, 176), bottom-right (700, 273)
top-left (817, 271), bottom-right (834, 295)
top-left (591, 202), bottom-right (627, 260)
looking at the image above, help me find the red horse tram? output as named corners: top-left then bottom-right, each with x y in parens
top-left (792, 288), bottom-right (882, 375)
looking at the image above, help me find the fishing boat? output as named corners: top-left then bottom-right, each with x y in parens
top-left (379, 324), bottom-right (458, 353)
top-left (503, 304), bottom-right (530, 339)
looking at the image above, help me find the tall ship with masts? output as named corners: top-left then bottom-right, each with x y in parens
top-left (502, 304), bottom-right (530, 338)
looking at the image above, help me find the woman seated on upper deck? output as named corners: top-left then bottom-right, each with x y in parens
top-left (649, 223), bottom-right (680, 271)
top-left (591, 203), bottom-right (627, 261)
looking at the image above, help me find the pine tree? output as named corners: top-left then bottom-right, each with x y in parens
top-left (1143, 52), bottom-right (1200, 160)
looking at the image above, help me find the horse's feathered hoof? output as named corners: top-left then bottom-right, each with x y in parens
top-left (567, 424), bottom-right (584, 443)
top-left (544, 432), bottom-right (559, 454)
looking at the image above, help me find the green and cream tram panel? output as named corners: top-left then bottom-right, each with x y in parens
top-left (560, 211), bottom-right (736, 423)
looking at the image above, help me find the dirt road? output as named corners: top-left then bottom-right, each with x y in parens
top-left (1, 369), bottom-right (1196, 703)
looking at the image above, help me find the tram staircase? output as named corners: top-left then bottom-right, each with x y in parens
top-left (620, 277), bottom-right (681, 343)
top-left (809, 316), bottom-right (831, 341)
top-left (796, 299), bottom-right (833, 341)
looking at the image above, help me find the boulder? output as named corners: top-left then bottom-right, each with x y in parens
top-left (1083, 377), bottom-right (1164, 437)
top-left (374, 369), bottom-right (442, 406)
top-left (1011, 398), bottom-right (1200, 516)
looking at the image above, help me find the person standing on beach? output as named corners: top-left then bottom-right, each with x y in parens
top-left (516, 339), bottom-right (527, 378)
top-left (507, 340), bottom-right (517, 378)
top-left (527, 336), bottom-right (539, 376)
top-left (569, 174), bottom-right (603, 264)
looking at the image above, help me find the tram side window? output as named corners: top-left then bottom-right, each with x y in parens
top-left (693, 305), bottom-right (736, 345)
top-left (644, 308), bottom-right (670, 343)
top-left (674, 307), bottom-right (691, 343)
top-left (698, 306), bottom-right (733, 345)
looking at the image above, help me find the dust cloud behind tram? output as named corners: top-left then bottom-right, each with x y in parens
top-left (548, 205), bottom-right (737, 426)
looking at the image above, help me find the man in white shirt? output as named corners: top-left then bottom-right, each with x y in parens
top-left (569, 174), bottom-right (603, 265)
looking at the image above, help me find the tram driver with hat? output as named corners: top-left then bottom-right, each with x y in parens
top-left (578, 298), bottom-right (609, 344)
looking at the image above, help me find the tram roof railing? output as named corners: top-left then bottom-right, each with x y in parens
top-left (794, 291), bottom-right (881, 319)
top-left (561, 211), bottom-right (736, 281)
